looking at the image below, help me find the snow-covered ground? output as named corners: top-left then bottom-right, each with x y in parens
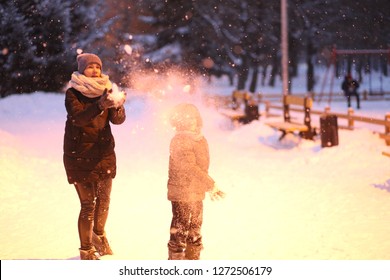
top-left (0, 69), bottom-right (390, 263)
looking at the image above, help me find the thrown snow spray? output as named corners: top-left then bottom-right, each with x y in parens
top-left (122, 67), bottom-right (207, 135)
top-left (128, 68), bottom-right (200, 102)
top-left (108, 83), bottom-right (126, 108)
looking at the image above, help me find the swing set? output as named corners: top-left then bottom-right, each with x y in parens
top-left (317, 47), bottom-right (390, 104)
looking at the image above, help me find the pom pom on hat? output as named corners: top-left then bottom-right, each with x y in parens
top-left (77, 53), bottom-right (102, 74)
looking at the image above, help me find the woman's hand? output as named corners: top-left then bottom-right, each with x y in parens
top-left (98, 89), bottom-right (115, 110)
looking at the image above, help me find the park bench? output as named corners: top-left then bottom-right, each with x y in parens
top-left (219, 90), bottom-right (260, 124)
top-left (266, 95), bottom-right (316, 140)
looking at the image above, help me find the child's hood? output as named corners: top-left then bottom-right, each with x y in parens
top-left (169, 103), bottom-right (203, 132)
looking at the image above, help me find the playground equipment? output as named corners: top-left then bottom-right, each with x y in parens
top-left (317, 47), bottom-right (390, 104)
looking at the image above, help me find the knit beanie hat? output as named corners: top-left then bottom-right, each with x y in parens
top-left (169, 103), bottom-right (203, 131)
top-left (77, 53), bottom-right (102, 74)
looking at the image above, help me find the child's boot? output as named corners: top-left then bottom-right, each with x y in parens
top-left (185, 244), bottom-right (202, 260)
top-left (92, 231), bottom-right (113, 256)
top-left (168, 248), bottom-right (185, 260)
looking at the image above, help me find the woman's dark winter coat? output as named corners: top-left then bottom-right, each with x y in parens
top-left (63, 88), bottom-right (126, 184)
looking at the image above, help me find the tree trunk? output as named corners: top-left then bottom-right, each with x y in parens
top-left (249, 66), bottom-right (259, 93)
top-left (261, 65), bottom-right (267, 86)
top-left (237, 57), bottom-right (249, 90)
top-left (306, 41), bottom-right (315, 92)
top-left (269, 55), bottom-right (279, 87)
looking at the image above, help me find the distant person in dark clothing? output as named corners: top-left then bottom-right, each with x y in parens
top-left (341, 74), bottom-right (360, 109)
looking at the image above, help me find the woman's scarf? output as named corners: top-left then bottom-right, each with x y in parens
top-left (69, 71), bottom-right (112, 98)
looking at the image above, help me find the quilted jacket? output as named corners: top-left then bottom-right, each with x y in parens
top-left (63, 88), bottom-right (126, 184)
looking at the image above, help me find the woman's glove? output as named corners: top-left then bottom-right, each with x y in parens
top-left (209, 184), bottom-right (226, 201)
top-left (98, 89), bottom-right (115, 110)
top-left (107, 84), bottom-right (127, 108)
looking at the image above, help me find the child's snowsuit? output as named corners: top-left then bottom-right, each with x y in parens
top-left (167, 103), bottom-right (215, 260)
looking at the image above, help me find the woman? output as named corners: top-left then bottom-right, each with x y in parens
top-left (63, 53), bottom-right (126, 260)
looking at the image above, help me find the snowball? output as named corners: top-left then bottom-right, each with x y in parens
top-left (108, 83), bottom-right (126, 108)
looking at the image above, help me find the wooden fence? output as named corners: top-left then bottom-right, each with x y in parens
top-left (204, 90), bottom-right (390, 109)
top-left (263, 101), bottom-right (390, 146)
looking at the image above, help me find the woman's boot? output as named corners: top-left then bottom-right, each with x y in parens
top-left (92, 232), bottom-right (113, 256)
top-left (79, 246), bottom-right (100, 260)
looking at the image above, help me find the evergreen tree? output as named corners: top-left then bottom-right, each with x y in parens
top-left (99, 0), bottom-right (137, 86)
top-left (2, 0), bottom-right (389, 96)
top-left (31, 0), bottom-right (72, 91)
top-left (0, 0), bottom-right (110, 96)
top-left (0, 1), bottom-right (36, 96)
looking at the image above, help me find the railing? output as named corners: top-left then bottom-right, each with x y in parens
top-left (204, 90), bottom-right (390, 109)
top-left (264, 101), bottom-right (390, 146)
top-left (257, 91), bottom-right (390, 103)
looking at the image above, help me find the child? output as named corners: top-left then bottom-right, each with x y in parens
top-left (63, 53), bottom-right (126, 260)
top-left (167, 103), bottom-right (225, 260)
